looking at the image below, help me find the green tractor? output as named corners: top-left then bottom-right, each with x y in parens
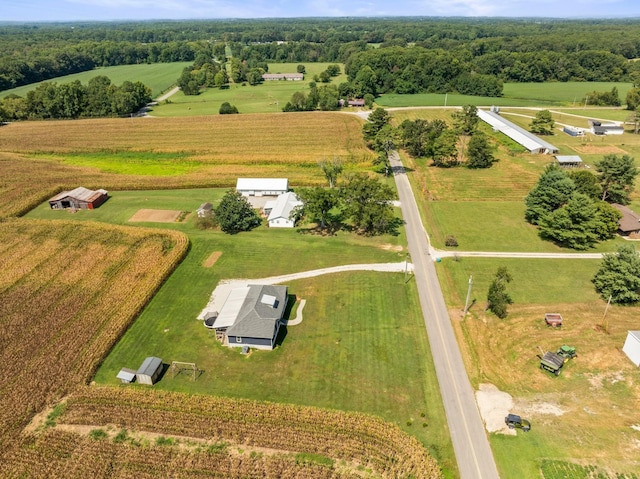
top-left (556, 345), bottom-right (577, 363)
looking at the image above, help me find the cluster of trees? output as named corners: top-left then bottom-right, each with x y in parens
top-left (282, 82), bottom-right (339, 112)
top-left (525, 155), bottom-right (638, 250)
top-left (584, 87), bottom-right (621, 107)
top-left (365, 106), bottom-right (497, 170)
top-left (294, 173), bottom-right (397, 236)
top-left (0, 76), bottom-right (151, 120)
top-left (593, 244), bottom-right (640, 304)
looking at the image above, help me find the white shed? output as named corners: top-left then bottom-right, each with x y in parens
top-left (236, 178), bottom-right (288, 197)
top-left (623, 331), bottom-right (640, 366)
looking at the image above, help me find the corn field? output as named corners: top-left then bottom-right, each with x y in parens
top-left (0, 219), bottom-right (188, 461)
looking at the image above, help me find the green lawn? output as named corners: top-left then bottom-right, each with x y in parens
top-left (25, 188), bottom-right (457, 475)
top-left (375, 82), bottom-right (632, 108)
top-left (150, 62), bottom-right (347, 116)
top-left (1, 62), bottom-right (191, 99)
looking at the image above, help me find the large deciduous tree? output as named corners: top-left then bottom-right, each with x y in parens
top-left (214, 190), bottom-right (261, 234)
top-left (537, 193), bottom-right (601, 250)
top-left (451, 104), bottom-right (479, 136)
top-left (431, 129), bottom-right (459, 167)
top-left (595, 154), bottom-right (638, 204)
top-left (293, 187), bottom-right (339, 229)
top-left (318, 156), bottom-right (343, 188)
top-left (487, 266), bottom-right (513, 319)
top-left (341, 174), bottom-right (395, 235)
top-left (529, 110), bottom-right (555, 135)
top-left (592, 244), bottom-right (640, 304)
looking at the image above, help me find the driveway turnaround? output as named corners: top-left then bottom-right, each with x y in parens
top-left (390, 151), bottom-right (501, 479)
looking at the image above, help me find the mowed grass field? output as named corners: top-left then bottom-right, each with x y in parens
top-left (376, 82), bottom-right (633, 108)
top-left (391, 107), bottom-right (640, 477)
top-left (151, 62), bottom-right (348, 116)
top-left (0, 62), bottom-right (191, 99)
top-left (0, 112), bottom-right (374, 217)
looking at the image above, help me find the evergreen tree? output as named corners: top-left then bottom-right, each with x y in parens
top-left (487, 267), bottom-right (513, 319)
top-left (530, 110), bottom-right (555, 135)
top-left (466, 132), bottom-right (496, 169)
top-left (593, 244), bottom-right (640, 304)
top-left (596, 154), bottom-right (638, 204)
top-left (524, 164), bottom-right (575, 225)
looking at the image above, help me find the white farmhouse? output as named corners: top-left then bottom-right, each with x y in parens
top-left (264, 192), bottom-right (303, 228)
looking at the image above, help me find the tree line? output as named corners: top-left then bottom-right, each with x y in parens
top-left (3, 18), bottom-right (640, 97)
top-left (0, 76), bottom-right (151, 120)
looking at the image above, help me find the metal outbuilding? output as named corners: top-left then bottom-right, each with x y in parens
top-left (477, 109), bottom-right (559, 154)
top-left (236, 178), bottom-right (288, 197)
top-left (116, 367), bottom-right (137, 383)
top-left (136, 356), bottom-right (163, 385)
top-left (623, 331), bottom-right (640, 366)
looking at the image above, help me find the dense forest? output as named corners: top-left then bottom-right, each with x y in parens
top-left (1, 18), bottom-right (640, 115)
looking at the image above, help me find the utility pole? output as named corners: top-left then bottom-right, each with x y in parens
top-left (463, 274), bottom-right (473, 316)
top-left (600, 294), bottom-right (612, 333)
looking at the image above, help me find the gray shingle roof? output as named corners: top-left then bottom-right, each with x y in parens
top-left (226, 285), bottom-right (288, 339)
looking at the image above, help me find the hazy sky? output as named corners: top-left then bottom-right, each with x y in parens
top-left (2, 0), bottom-right (639, 22)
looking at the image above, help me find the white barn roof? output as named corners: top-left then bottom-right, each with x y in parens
top-left (477, 109), bottom-right (559, 154)
top-left (236, 178), bottom-right (288, 192)
top-left (556, 155), bottom-right (583, 164)
top-left (267, 192), bottom-right (302, 222)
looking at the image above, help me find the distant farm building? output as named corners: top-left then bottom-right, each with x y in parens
top-left (264, 192), bottom-right (303, 228)
top-left (556, 155), bottom-right (583, 168)
top-left (477, 109), bottom-right (559, 154)
top-left (197, 202), bottom-right (213, 218)
top-left (623, 331), bottom-right (640, 366)
top-left (236, 178), bottom-right (289, 197)
top-left (348, 99), bottom-right (365, 107)
top-left (48, 187), bottom-right (108, 210)
top-left (589, 119), bottom-right (624, 135)
top-left (611, 204), bottom-right (640, 236)
top-left (262, 73), bottom-right (304, 81)
top-left (562, 126), bottom-right (585, 137)
top-left (202, 284), bottom-right (289, 350)
top-left (136, 356), bottom-right (163, 385)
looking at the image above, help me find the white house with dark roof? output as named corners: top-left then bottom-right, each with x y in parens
top-left (264, 192), bottom-right (302, 228)
top-left (236, 178), bottom-right (289, 197)
top-left (205, 284), bottom-right (289, 350)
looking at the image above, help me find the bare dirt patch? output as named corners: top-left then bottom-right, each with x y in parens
top-left (573, 144), bottom-right (626, 155)
top-left (129, 208), bottom-right (182, 223)
top-left (476, 383), bottom-right (516, 435)
top-left (379, 243), bottom-right (404, 252)
top-left (202, 251), bottom-right (222, 268)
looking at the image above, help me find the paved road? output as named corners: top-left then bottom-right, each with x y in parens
top-left (389, 151), bottom-right (501, 479)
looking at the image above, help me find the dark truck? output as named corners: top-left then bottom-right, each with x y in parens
top-left (505, 414), bottom-right (531, 432)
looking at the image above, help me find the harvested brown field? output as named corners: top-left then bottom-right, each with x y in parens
top-left (0, 385), bottom-right (442, 479)
top-left (128, 208), bottom-right (182, 222)
top-left (0, 219), bottom-right (188, 466)
top-left (202, 251), bottom-right (222, 267)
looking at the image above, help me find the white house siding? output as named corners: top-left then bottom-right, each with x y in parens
top-left (623, 331), bottom-right (640, 366)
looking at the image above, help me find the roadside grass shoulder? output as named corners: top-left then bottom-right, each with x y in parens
top-left (0, 62), bottom-right (191, 99)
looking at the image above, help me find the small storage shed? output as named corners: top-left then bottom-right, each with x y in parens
top-left (197, 202), bottom-right (213, 218)
top-left (136, 356), bottom-right (163, 385)
top-left (556, 156), bottom-right (582, 168)
top-left (623, 331), bottom-right (640, 366)
top-left (116, 367), bottom-right (137, 383)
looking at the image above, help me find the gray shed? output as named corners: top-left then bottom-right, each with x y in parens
top-left (116, 367), bottom-right (137, 383)
top-left (136, 356), bottom-right (163, 385)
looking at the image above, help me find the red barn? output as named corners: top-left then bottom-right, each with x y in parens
top-left (49, 187), bottom-right (108, 210)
